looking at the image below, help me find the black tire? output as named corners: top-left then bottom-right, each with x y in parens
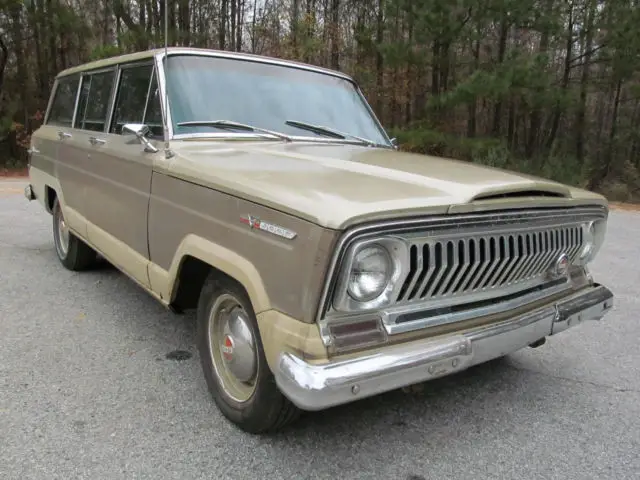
top-left (52, 197), bottom-right (97, 271)
top-left (196, 272), bottom-right (300, 433)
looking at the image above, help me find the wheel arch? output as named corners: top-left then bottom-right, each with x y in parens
top-left (44, 185), bottom-right (57, 213)
top-left (163, 234), bottom-right (271, 315)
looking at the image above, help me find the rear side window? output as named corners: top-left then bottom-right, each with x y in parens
top-left (75, 70), bottom-right (116, 132)
top-left (110, 64), bottom-right (153, 134)
top-left (47, 76), bottom-right (79, 127)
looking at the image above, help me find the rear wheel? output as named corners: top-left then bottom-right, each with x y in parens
top-left (196, 273), bottom-right (300, 433)
top-left (52, 198), bottom-right (97, 271)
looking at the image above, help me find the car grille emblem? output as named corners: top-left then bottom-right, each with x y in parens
top-left (551, 253), bottom-right (570, 278)
top-left (240, 215), bottom-right (297, 240)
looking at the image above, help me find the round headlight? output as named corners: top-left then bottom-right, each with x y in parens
top-left (347, 245), bottom-right (392, 302)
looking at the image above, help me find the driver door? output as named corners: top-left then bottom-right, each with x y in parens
top-left (82, 62), bottom-right (164, 288)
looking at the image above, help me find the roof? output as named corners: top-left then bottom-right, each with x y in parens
top-left (56, 47), bottom-right (354, 81)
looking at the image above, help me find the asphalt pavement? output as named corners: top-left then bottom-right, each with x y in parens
top-left (1, 178), bottom-right (639, 480)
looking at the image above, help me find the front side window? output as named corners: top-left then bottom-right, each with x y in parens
top-left (164, 55), bottom-right (389, 145)
top-left (109, 64), bottom-right (164, 139)
top-left (47, 75), bottom-right (79, 127)
top-left (110, 64), bottom-right (153, 134)
top-left (75, 70), bottom-right (115, 132)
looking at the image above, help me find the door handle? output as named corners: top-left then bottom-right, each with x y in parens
top-left (57, 131), bottom-right (72, 140)
top-left (27, 146), bottom-right (40, 155)
top-left (88, 136), bottom-right (106, 146)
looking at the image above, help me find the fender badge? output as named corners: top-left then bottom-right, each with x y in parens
top-left (240, 215), bottom-right (297, 240)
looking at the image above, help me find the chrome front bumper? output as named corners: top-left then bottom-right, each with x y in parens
top-left (275, 284), bottom-right (614, 411)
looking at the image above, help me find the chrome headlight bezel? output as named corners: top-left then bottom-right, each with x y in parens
top-left (576, 218), bottom-right (607, 265)
top-left (332, 237), bottom-right (409, 312)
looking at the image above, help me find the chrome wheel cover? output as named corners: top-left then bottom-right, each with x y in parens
top-left (55, 205), bottom-right (70, 258)
top-left (207, 293), bottom-right (258, 403)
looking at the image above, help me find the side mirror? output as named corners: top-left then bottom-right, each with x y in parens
top-left (390, 137), bottom-right (399, 150)
top-left (122, 123), bottom-right (159, 153)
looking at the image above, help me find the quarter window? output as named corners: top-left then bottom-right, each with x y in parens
top-left (144, 72), bottom-right (164, 138)
top-left (47, 76), bottom-right (79, 127)
top-left (75, 70), bottom-right (115, 132)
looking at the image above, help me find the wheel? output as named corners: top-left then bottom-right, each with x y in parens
top-left (52, 197), bottom-right (97, 271)
top-left (196, 273), bottom-right (300, 433)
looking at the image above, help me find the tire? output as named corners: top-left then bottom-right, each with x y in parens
top-left (196, 272), bottom-right (300, 433)
top-left (52, 197), bottom-right (97, 271)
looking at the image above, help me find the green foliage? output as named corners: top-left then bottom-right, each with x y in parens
top-left (89, 45), bottom-right (123, 61)
top-left (390, 127), bottom-right (505, 163)
top-left (390, 127), bottom-right (589, 188)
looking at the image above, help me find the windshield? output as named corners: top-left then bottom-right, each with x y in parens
top-left (163, 54), bottom-right (390, 145)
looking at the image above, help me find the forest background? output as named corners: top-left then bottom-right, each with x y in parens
top-left (0, 0), bottom-right (639, 200)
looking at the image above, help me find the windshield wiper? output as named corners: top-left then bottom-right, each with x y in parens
top-left (176, 120), bottom-right (292, 142)
top-left (285, 120), bottom-right (384, 147)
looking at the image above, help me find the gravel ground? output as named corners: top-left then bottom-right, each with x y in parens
top-left (1, 179), bottom-right (639, 480)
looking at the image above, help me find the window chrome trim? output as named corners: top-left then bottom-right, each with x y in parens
top-left (171, 132), bottom-right (393, 147)
top-left (105, 66), bottom-right (121, 134)
top-left (152, 49), bottom-right (392, 146)
top-left (142, 67), bottom-right (155, 125)
top-left (70, 75), bottom-right (82, 128)
top-left (153, 53), bottom-right (171, 143)
top-left (314, 206), bottom-right (609, 326)
top-left (43, 78), bottom-right (60, 125)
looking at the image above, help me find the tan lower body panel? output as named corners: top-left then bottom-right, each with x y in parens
top-left (256, 309), bottom-right (328, 371)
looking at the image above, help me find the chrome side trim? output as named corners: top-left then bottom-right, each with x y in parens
top-left (277, 284), bottom-right (614, 411)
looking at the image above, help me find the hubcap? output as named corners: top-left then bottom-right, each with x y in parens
top-left (56, 206), bottom-right (70, 257)
top-left (208, 294), bottom-right (258, 402)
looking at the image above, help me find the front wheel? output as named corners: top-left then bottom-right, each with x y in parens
top-left (52, 198), bottom-right (97, 271)
top-left (196, 273), bottom-right (300, 433)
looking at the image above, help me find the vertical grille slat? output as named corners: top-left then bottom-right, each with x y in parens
top-left (398, 222), bottom-right (587, 304)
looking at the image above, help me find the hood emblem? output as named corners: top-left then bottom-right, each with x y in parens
top-left (240, 215), bottom-right (297, 240)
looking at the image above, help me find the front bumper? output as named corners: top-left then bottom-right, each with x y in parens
top-left (275, 284), bottom-right (614, 411)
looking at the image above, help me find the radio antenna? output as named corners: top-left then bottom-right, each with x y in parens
top-left (162, 0), bottom-right (173, 158)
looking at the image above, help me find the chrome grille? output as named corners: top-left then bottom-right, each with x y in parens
top-left (396, 225), bottom-right (584, 303)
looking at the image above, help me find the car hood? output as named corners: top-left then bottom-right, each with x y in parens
top-left (157, 141), bottom-right (607, 229)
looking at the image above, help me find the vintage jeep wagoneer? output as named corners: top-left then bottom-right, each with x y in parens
top-left (25, 47), bottom-right (614, 433)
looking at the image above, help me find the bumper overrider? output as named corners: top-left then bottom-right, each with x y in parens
top-left (275, 284), bottom-right (614, 411)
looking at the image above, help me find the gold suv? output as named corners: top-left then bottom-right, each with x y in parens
top-left (25, 47), bottom-right (614, 433)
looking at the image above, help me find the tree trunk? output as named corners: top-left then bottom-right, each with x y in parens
top-left (526, 0), bottom-right (553, 158)
top-left (575, 0), bottom-right (595, 165)
top-left (0, 34), bottom-right (8, 99)
top-left (375, 0), bottom-right (384, 118)
top-left (236, 0), bottom-right (244, 51)
top-left (220, 0), bottom-right (228, 49)
top-left (330, 0), bottom-right (340, 69)
top-left (467, 35), bottom-right (480, 138)
top-left (230, 0), bottom-right (237, 51)
top-left (589, 80), bottom-right (622, 190)
top-left (10, 1), bottom-right (28, 125)
top-left (544, 2), bottom-right (574, 155)
top-left (491, 17), bottom-right (509, 136)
